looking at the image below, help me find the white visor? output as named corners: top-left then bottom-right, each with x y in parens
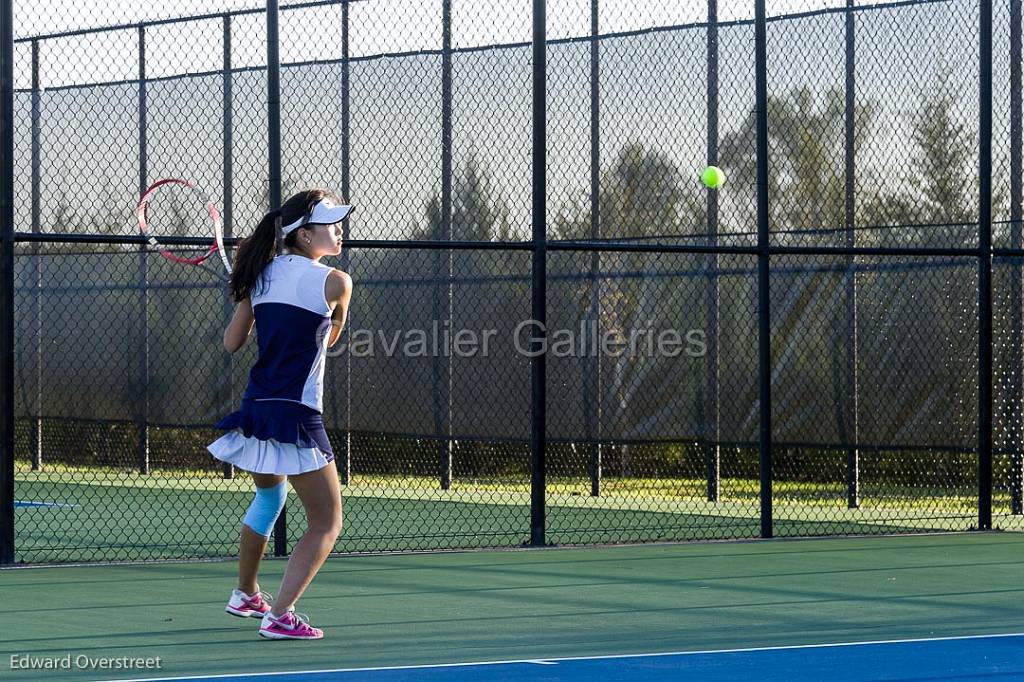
top-left (281, 198), bottom-right (353, 235)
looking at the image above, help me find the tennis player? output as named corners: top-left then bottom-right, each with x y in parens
top-left (208, 188), bottom-right (354, 640)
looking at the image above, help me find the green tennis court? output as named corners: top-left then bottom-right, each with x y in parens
top-left (1, 533), bottom-right (1021, 681)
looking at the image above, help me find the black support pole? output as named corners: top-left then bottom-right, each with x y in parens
top-left (586, 0), bottom-right (602, 498)
top-left (221, 15), bottom-right (234, 481)
top-left (137, 26), bottom-right (150, 477)
top-left (29, 38), bottom-right (40, 472)
top-left (755, 0), bottom-right (773, 539)
top-left (223, 18), bottom-right (233, 241)
top-left (267, 5), bottom-right (281, 214)
top-left (435, 0), bottom-right (453, 491)
top-left (1011, 0), bottom-right (1024, 516)
top-left (267, 0), bottom-right (287, 555)
top-left (978, 0), bottom-right (993, 531)
top-left (340, 0), bottom-right (352, 486)
top-left (0, 0), bottom-right (15, 566)
top-left (705, 0), bottom-right (721, 503)
top-left (844, 0), bottom-right (859, 509)
top-left (530, 0), bottom-right (547, 547)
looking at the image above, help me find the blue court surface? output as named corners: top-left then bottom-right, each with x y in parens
top-left (104, 633), bottom-right (1024, 682)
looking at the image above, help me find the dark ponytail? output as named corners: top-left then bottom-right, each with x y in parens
top-left (228, 210), bottom-right (280, 302)
top-left (229, 188), bottom-right (339, 301)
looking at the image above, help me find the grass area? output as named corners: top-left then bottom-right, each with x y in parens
top-left (14, 460), bottom-right (1008, 513)
top-left (12, 460), bottom-right (987, 508)
top-left (13, 461), bottom-right (1021, 564)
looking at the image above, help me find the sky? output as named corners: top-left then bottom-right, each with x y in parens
top-left (8, 0), bottom-right (995, 242)
top-left (13, 0), bottom-right (857, 84)
top-left (14, 0), bottom-right (856, 40)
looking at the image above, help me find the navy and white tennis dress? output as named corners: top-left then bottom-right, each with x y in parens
top-left (208, 254), bottom-right (336, 475)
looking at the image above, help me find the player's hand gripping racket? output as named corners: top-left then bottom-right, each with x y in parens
top-left (137, 178), bottom-right (232, 281)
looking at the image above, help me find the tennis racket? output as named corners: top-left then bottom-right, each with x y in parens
top-left (137, 178), bottom-right (231, 281)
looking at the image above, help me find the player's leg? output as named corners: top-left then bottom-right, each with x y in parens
top-left (240, 472), bottom-right (287, 591)
top-left (226, 472), bottom-right (286, 618)
top-left (258, 461), bottom-right (341, 639)
top-left (270, 460), bottom-right (342, 615)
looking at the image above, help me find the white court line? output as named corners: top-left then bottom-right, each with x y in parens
top-left (95, 631), bottom-right (1024, 682)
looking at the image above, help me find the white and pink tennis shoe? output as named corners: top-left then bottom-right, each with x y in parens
top-left (225, 588), bottom-right (273, 618)
top-left (258, 609), bottom-right (324, 640)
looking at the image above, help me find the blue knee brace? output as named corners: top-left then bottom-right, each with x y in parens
top-left (243, 482), bottom-right (287, 538)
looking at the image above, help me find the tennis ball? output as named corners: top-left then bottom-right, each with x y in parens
top-left (701, 165), bottom-right (725, 189)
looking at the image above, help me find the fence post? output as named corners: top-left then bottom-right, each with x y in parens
top-left (978, 0), bottom-right (993, 531)
top-left (844, 0), bottom-right (859, 509)
top-left (586, 0), bottom-right (602, 497)
top-left (530, 0), bottom-right (547, 547)
top-left (29, 38), bottom-right (41, 472)
top-left (0, 0), bottom-right (16, 566)
top-left (267, 0), bottom-right (287, 555)
top-left (339, 0), bottom-right (352, 486)
top-left (705, 0), bottom-right (720, 503)
top-left (434, 0), bottom-right (453, 491)
top-left (137, 26), bottom-right (150, 476)
top-left (221, 14), bottom-right (234, 480)
top-left (755, 0), bottom-right (772, 538)
top-left (1011, 0), bottom-right (1024, 516)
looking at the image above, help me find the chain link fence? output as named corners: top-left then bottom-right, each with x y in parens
top-left (1, 0), bottom-right (1022, 565)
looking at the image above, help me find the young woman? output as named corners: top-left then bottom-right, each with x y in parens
top-left (208, 188), bottom-right (353, 640)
